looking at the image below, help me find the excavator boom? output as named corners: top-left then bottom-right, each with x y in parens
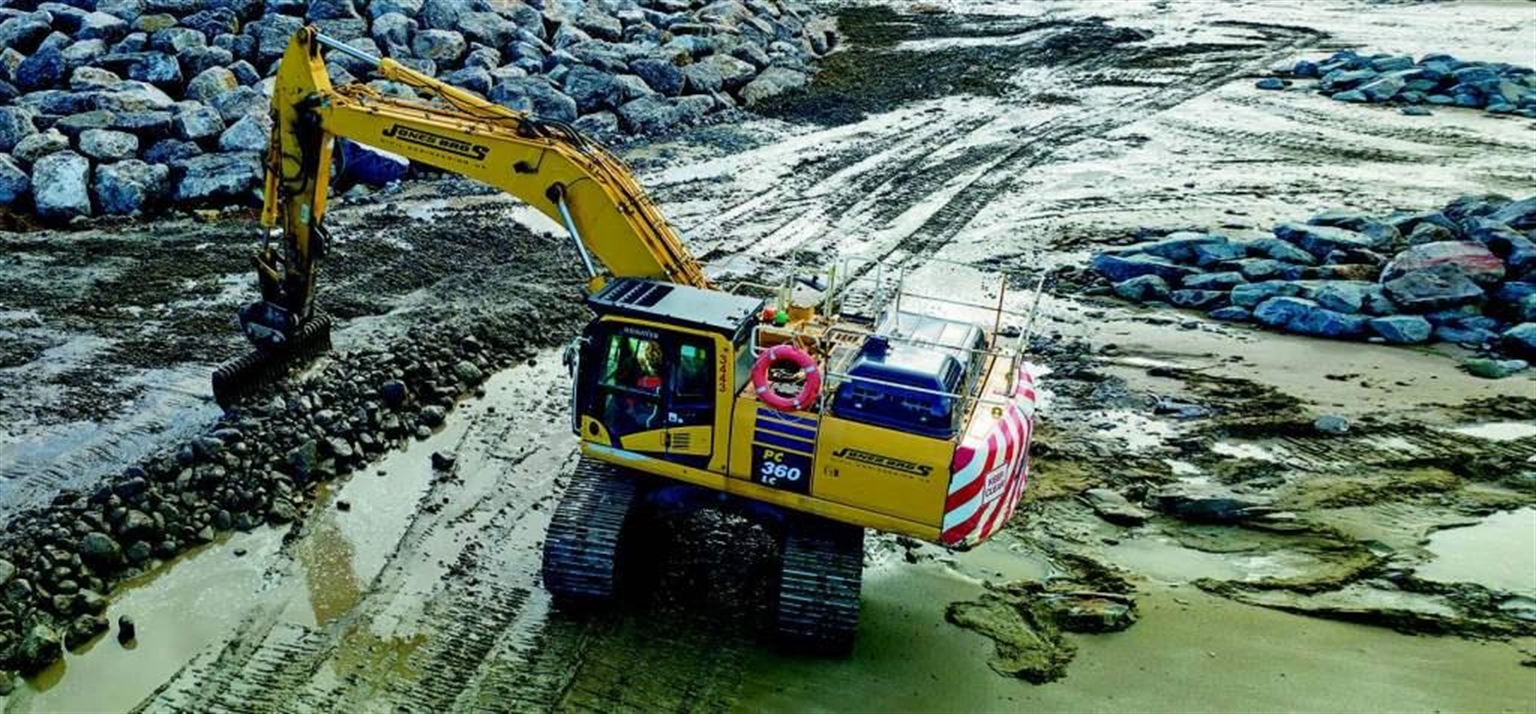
top-left (215, 28), bottom-right (710, 406)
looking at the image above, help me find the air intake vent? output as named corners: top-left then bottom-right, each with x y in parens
top-left (608, 280), bottom-right (673, 308)
top-left (669, 432), bottom-right (690, 451)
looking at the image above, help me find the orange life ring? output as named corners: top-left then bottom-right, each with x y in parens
top-left (751, 344), bottom-right (821, 411)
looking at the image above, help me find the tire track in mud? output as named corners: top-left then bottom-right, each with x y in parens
top-left (132, 366), bottom-right (582, 713)
top-left (675, 20), bottom-right (1327, 280)
top-left (882, 24), bottom-right (1328, 268)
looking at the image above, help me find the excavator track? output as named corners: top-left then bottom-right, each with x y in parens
top-left (772, 517), bottom-right (864, 656)
top-left (212, 314), bottom-right (333, 408)
top-left (542, 457), bottom-right (641, 608)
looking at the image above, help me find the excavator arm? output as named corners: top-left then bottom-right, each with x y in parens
top-left (216, 27), bottom-right (711, 406)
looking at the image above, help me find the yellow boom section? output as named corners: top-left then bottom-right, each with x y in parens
top-left (261, 27), bottom-right (710, 318)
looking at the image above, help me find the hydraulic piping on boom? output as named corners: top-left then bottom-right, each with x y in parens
top-left (213, 27), bottom-right (710, 406)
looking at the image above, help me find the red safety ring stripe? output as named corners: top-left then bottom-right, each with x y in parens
top-left (750, 344), bottom-right (822, 412)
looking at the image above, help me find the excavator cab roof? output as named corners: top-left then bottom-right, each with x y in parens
top-left (587, 278), bottom-right (763, 338)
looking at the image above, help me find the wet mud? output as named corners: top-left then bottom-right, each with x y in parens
top-left (4, 0), bottom-right (1536, 710)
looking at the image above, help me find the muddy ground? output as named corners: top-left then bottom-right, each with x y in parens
top-left (3, 0), bottom-right (1536, 711)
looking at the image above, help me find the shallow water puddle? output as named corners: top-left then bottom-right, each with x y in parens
top-left (1417, 507), bottom-right (1536, 596)
top-left (1211, 440), bottom-right (1285, 462)
top-left (1447, 422), bottom-right (1536, 442)
top-left (16, 528), bottom-right (285, 713)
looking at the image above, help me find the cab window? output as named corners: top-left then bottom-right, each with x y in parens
top-left (675, 341), bottom-right (710, 399)
top-left (600, 334), bottom-right (663, 394)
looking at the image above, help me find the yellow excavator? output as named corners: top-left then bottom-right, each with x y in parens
top-left (222, 28), bottom-right (1041, 653)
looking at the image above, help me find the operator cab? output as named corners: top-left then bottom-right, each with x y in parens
top-left (574, 279), bottom-right (762, 466)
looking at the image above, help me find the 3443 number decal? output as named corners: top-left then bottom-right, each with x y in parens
top-left (752, 446), bottom-right (811, 495)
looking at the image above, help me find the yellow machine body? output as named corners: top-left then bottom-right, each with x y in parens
top-left (250, 28), bottom-right (1038, 552)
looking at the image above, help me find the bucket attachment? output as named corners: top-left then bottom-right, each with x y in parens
top-left (212, 314), bottom-right (333, 408)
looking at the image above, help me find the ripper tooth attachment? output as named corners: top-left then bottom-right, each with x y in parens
top-left (212, 314), bottom-right (333, 408)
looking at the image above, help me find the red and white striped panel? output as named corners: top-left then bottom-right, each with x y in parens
top-left (940, 366), bottom-right (1037, 548)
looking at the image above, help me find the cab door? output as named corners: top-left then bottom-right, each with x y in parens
top-left (663, 336), bottom-right (715, 466)
top-left (585, 326), bottom-right (670, 458)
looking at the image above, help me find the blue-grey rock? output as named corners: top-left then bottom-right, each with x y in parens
top-left (1332, 89), bottom-right (1369, 103)
top-left (1184, 272), bottom-right (1246, 291)
top-left (181, 8), bottom-right (240, 40)
top-left (616, 94), bottom-right (682, 135)
top-left (1370, 55), bottom-right (1414, 72)
top-left (1488, 197), bottom-right (1536, 231)
top-left (1320, 68), bottom-right (1376, 92)
top-left (1358, 74), bottom-right (1405, 101)
top-left (368, 0), bottom-right (422, 19)
top-left (109, 109), bottom-right (173, 139)
top-left (56, 110), bottom-right (115, 137)
top-left (1361, 285), bottom-right (1396, 316)
top-left (217, 114), bottom-right (270, 153)
top-left (1273, 222), bottom-right (1381, 258)
top-left (1113, 275), bottom-right (1171, 303)
top-left (1091, 253), bottom-right (1199, 285)
top-left (93, 159), bottom-right (169, 215)
top-left (16, 46), bottom-right (67, 91)
top-left (614, 74), bottom-right (656, 102)
top-left (305, 0), bottom-right (358, 21)
top-left (411, 29), bottom-right (466, 63)
top-left (1208, 306), bottom-right (1252, 322)
top-left (741, 66), bottom-right (807, 106)
top-left (1452, 65), bottom-right (1499, 86)
top-left (185, 66), bottom-right (239, 102)
top-left (1463, 358), bottom-right (1529, 379)
top-left (680, 61), bottom-right (724, 94)
top-left (1106, 232), bottom-right (1227, 265)
top-left (78, 128), bottom-right (139, 161)
top-left (1506, 323), bottom-right (1536, 359)
top-left (11, 129), bottom-right (68, 165)
top-left (0, 106), bottom-right (37, 153)
top-left (1383, 240), bottom-right (1505, 286)
top-left (1246, 237), bottom-right (1319, 265)
top-left (1314, 414), bottom-right (1351, 435)
top-left (143, 137), bottom-right (201, 164)
top-left (1253, 297), bottom-right (1368, 339)
top-left (208, 86), bottom-right (266, 123)
top-left (1312, 281), bottom-right (1371, 313)
top-left (117, 51), bottom-right (181, 88)
top-left (1407, 221), bottom-right (1456, 244)
top-left (419, 0), bottom-right (479, 32)
top-left (572, 111), bottom-right (619, 138)
top-left (0, 17), bottom-right (52, 55)
top-left (1435, 324), bottom-right (1498, 345)
top-left (70, 66), bottom-right (123, 92)
top-left (704, 54), bottom-right (757, 92)
top-left (1238, 259), bottom-right (1305, 281)
top-left (562, 66), bottom-right (622, 114)
top-left (1367, 315), bottom-right (1432, 344)
top-left (1382, 264), bottom-right (1485, 312)
top-left (1171, 290), bottom-right (1227, 310)
top-left (1192, 241), bottom-right (1247, 267)
top-left (228, 60), bottom-right (261, 87)
top-left (369, 11), bottom-right (413, 53)
top-left (0, 155), bottom-right (30, 206)
top-left (1232, 280), bottom-right (1303, 308)
top-left (149, 27), bottom-right (206, 55)
top-left (443, 67), bottom-right (492, 96)
top-left (488, 78), bottom-right (579, 123)
top-left (172, 104), bottom-right (224, 140)
top-left (1255, 78), bottom-right (1287, 90)
top-left (1425, 94), bottom-right (1455, 105)
top-left (171, 152), bottom-right (261, 203)
top-left (32, 150), bottom-right (92, 220)
top-left (1292, 60), bottom-right (1320, 78)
